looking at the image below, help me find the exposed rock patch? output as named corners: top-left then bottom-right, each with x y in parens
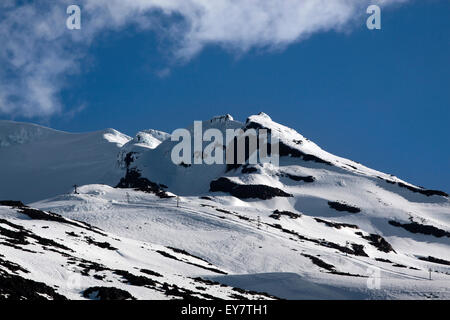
top-left (0, 201), bottom-right (25, 208)
top-left (269, 210), bottom-right (302, 220)
top-left (210, 177), bottom-right (292, 200)
top-left (328, 201), bottom-right (361, 214)
top-left (283, 173), bottom-right (315, 183)
top-left (84, 236), bottom-right (117, 251)
top-left (418, 256), bottom-right (450, 266)
top-left (0, 271), bottom-right (67, 300)
top-left (314, 218), bottom-right (359, 229)
top-left (377, 177), bottom-right (448, 198)
top-left (356, 233), bottom-right (395, 253)
top-left (268, 223), bottom-right (368, 257)
top-left (0, 218), bottom-right (72, 252)
top-left (389, 220), bottom-right (450, 238)
top-left (156, 250), bottom-right (227, 275)
top-left (375, 258), bottom-right (393, 263)
top-left (83, 286), bottom-right (135, 300)
top-left (397, 182), bottom-right (448, 197)
top-left (0, 255), bottom-right (29, 274)
top-left (116, 169), bottom-right (173, 199)
top-left (140, 269), bottom-right (163, 277)
top-left (302, 254), bottom-right (335, 271)
top-left (114, 269), bottom-right (157, 287)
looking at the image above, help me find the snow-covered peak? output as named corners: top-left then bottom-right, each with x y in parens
top-left (133, 129), bottom-right (170, 148)
top-left (117, 129), bottom-right (170, 170)
top-left (246, 112), bottom-right (304, 139)
top-left (209, 114), bottom-right (234, 123)
top-left (0, 120), bottom-right (67, 148)
top-left (102, 128), bottom-right (132, 147)
top-left (247, 112), bottom-right (272, 122)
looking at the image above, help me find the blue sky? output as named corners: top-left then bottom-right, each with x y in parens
top-left (1, 0), bottom-right (449, 192)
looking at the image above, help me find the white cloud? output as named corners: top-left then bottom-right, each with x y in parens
top-left (0, 0), bottom-right (410, 118)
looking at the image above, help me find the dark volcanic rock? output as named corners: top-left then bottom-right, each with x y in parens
top-left (156, 250), bottom-right (227, 275)
top-left (278, 141), bottom-right (332, 165)
top-left (375, 258), bottom-right (393, 263)
top-left (0, 201), bottom-right (26, 208)
top-left (162, 282), bottom-right (202, 300)
top-left (418, 256), bottom-right (450, 266)
top-left (351, 244), bottom-right (368, 257)
top-left (77, 259), bottom-right (109, 276)
top-left (123, 152), bottom-right (138, 168)
top-left (116, 169), bottom-right (173, 199)
top-left (16, 207), bottom-right (106, 236)
top-left (140, 269), bottom-right (163, 277)
top-left (83, 286), bottom-right (135, 300)
top-left (0, 271), bottom-right (67, 300)
top-left (378, 177), bottom-right (448, 198)
top-left (210, 177), bottom-right (292, 200)
top-left (20, 207), bottom-right (68, 223)
top-left (0, 218), bottom-right (72, 251)
top-left (267, 222), bottom-right (368, 257)
top-left (360, 234), bottom-right (395, 253)
top-left (0, 255), bottom-right (29, 274)
top-left (328, 201), bottom-right (361, 214)
top-left (302, 254), bottom-right (335, 271)
top-left (301, 254), bottom-right (365, 277)
top-left (84, 236), bottom-right (117, 251)
top-left (396, 182), bottom-right (448, 198)
top-left (314, 218), bottom-right (359, 229)
top-left (114, 270), bottom-right (157, 287)
top-left (284, 173), bottom-right (315, 183)
top-left (269, 210), bottom-right (302, 220)
top-left (389, 220), bottom-right (450, 238)
top-left (167, 247), bottom-right (212, 264)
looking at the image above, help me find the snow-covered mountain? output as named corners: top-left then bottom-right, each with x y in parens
top-left (0, 114), bottom-right (449, 300)
top-left (0, 120), bottom-right (131, 203)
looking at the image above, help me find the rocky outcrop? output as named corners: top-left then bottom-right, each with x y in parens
top-left (389, 220), bottom-right (450, 238)
top-left (83, 286), bottom-right (135, 300)
top-left (270, 210), bottom-right (302, 219)
top-left (210, 177), bottom-right (292, 200)
top-left (0, 271), bottom-right (67, 300)
top-left (116, 169), bottom-right (173, 199)
top-left (328, 201), bottom-right (361, 214)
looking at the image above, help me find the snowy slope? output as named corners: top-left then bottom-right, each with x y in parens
top-left (0, 121), bottom-right (131, 203)
top-left (32, 184), bottom-right (450, 299)
top-left (0, 201), bottom-right (275, 300)
top-left (1, 113), bottom-right (449, 299)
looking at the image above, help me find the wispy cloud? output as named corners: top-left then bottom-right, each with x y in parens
top-left (0, 0), bottom-right (410, 118)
